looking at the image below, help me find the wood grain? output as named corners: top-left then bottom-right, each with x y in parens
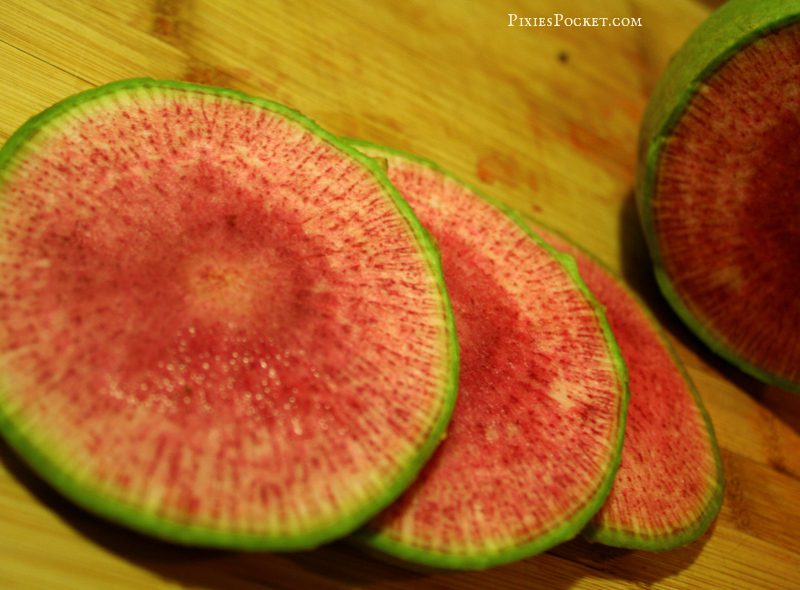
top-left (0, 1), bottom-right (798, 588)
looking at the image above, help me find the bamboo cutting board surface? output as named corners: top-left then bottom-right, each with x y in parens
top-left (1, 1), bottom-right (799, 588)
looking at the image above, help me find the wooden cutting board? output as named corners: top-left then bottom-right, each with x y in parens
top-left (1, 1), bottom-right (798, 588)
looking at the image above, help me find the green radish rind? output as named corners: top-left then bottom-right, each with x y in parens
top-left (0, 79), bottom-right (460, 550)
top-left (530, 221), bottom-right (724, 551)
top-left (636, 0), bottom-right (800, 393)
top-left (346, 139), bottom-right (630, 570)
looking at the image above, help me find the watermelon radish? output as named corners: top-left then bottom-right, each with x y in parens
top-left (532, 223), bottom-right (724, 550)
top-left (637, 0), bottom-right (800, 392)
top-left (348, 141), bottom-right (628, 569)
top-left (0, 79), bottom-right (459, 549)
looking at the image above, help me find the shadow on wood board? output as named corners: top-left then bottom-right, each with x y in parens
top-left (1, 435), bottom-right (708, 589)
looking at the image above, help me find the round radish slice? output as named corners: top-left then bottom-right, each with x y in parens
top-left (349, 142), bottom-right (628, 570)
top-left (637, 0), bottom-right (800, 392)
top-left (0, 80), bottom-right (458, 549)
top-left (533, 223), bottom-right (723, 551)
